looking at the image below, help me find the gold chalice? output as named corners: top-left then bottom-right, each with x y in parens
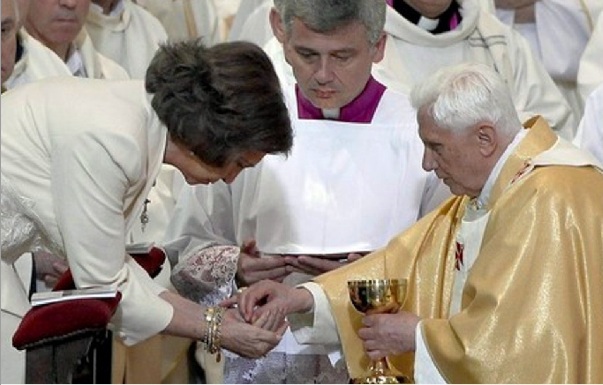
top-left (348, 279), bottom-right (409, 384)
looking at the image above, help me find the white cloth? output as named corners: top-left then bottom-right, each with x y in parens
top-left (86, 0), bottom-right (167, 79)
top-left (164, 82), bottom-right (448, 383)
top-left (577, 11), bottom-right (603, 105)
top-left (574, 83), bottom-right (603, 164)
top-left (227, 0), bottom-right (274, 46)
top-left (1, 78), bottom-right (173, 345)
top-left (495, 0), bottom-right (603, 120)
top-left (374, 0), bottom-right (575, 140)
top-left (5, 30), bottom-right (72, 89)
top-left (135, 0), bottom-right (221, 45)
top-left (72, 28), bottom-right (130, 80)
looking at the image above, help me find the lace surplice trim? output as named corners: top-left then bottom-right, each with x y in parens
top-left (170, 244), bottom-right (239, 304)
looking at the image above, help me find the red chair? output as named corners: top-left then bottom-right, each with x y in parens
top-left (12, 247), bottom-right (166, 383)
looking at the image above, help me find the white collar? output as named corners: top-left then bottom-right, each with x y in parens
top-left (476, 128), bottom-right (527, 209)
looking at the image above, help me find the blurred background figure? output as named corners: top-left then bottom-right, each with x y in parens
top-left (372, 0), bottom-right (576, 140)
top-left (135, 0), bottom-right (237, 45)
top-left (577, 10), bottom-right (603, 105)
top-left (24, 0), bottom-right (128, 78)
top-left (227, 0), bottom-right (273, 46)
top-left (494, 0), bottom-right (603, 120)
top-left (86, 0), bottom-right (167, 79)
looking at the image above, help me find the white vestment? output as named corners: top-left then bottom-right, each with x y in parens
top-left (374, 0), bottom-right (575, 140)
top-left (86, 0), bottom-right (167, 80)
top-left (495, 0), bottom-right (603, 119)
top-left (577, 11), bottom-right (603, 105)
top-left (227, 0), bottom-right (274, 47)
top-left (135, 0), bottom-right (222, 45)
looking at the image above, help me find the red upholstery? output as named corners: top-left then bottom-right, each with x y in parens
top-left (12, 247), bottom-right (165, 350)
top-left (53, 247), bottom-right (166, 291)
top-left (12, 293), bottom-right (122, 349)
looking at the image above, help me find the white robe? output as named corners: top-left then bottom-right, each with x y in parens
top-left (72, 28), bottom-right (130, 80)
top-left (374, 0), bottom-right (576, 140)
top-left (227, 0), bottom-right (273, 47)
top-left (86, 0), bottom-right (168, 80)
top-left (135, 0), bottom-right (222, 45)
top-left (495, 0), bottom-right (603, 119)
top-left (5, 31), bottom-right (72, 89)
top-left (577, 11), bottom-right (603, 105)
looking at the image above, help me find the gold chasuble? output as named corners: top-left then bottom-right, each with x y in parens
top-left (314, 117), bottom-right (603, 383)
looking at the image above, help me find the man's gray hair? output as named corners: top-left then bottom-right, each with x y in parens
top-left (273, 0), bottom-right (386, 45)
top-left (410, 62), bottom-right (522, 139)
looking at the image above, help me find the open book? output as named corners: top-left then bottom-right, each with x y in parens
top-left (31, 286), bottom-right (118, 307)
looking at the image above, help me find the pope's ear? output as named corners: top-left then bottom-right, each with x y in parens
top-left (269, 7), bottom-right (286, 43)
top-left (477, 125), bottom-right (497, 157)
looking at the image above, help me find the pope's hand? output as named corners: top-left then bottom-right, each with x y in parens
top-left (357, 311), bottom-right (421, 360)
top-left (221, 279), bottom-right (314, 325)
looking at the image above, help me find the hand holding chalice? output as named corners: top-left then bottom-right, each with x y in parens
top-left (348, 279), bottom-right (409, 384)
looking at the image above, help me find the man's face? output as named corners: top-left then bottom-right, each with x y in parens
top-left (283, 17), bottom-right (385, 110)
top-left (418, 107), bottom-right (488, 197)
top-left (403, 0), bottom-right (454, 18)
top-left (25, 0), bottom-right (90, 49)
top-left (1, 0), bottom-right (18, 84)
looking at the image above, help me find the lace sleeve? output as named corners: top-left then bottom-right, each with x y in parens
top-left (170, 245), bottom-right (239, 305)
top-left (1, 174), bottom-right (60, 263)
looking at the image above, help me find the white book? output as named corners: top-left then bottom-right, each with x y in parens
top-left (126, 241), bottom-right (155, 254)
top-left (30, 286), bottom-right (118, 307)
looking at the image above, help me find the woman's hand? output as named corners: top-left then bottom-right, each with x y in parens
top-left (219, 308), bottom-right (287, 358)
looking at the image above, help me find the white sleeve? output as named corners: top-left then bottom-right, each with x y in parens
top-left (53, 131), bottom-right (172, 345)
top-left (288, 282), bottom-right (341, 345)
top-left (414, 322), bottom-right (447, 384)
top-left (162, 181), bottom-right (237, 265)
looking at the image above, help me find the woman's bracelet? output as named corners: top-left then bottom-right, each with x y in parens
top-left (202, 306), bottom-right (225, 361)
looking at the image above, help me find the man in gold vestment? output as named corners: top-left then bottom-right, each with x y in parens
top-left (228, 62), bottom-right (603, 383)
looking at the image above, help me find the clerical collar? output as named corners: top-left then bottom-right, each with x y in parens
top-left (65, 45), bottom-right (87, 78)
top-left (391, 0), bottom-right (461, 34)
top-left (15, 32), bottom-right (24, 63)
top-left (296, 76), bottom-right (386, 123)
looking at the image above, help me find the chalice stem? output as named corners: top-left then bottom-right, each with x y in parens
top-left (370, 358), bottom-right (391, 376)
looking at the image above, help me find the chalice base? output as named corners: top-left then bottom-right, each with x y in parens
top-left (351, 374), bottom-right (411, 384)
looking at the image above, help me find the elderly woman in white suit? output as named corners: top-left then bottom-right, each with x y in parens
top-left (0, 39), bottom-right (292, 362)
